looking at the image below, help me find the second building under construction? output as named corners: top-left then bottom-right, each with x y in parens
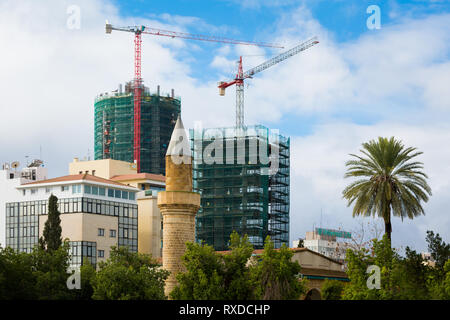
top-left (94, 82), bottom-right (180, 175)
top-left (191, 125), bottom-right (290, 251)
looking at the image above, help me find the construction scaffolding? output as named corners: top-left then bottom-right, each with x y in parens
top-left (191, 125), bottom-right (290, 251)
top-left (94, 83), bottom-right (180, 175)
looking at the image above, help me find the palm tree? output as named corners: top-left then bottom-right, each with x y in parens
top-left (343, 137), bottom-right (431, 243)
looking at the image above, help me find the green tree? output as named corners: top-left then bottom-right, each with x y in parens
top-left (395, 247), bottom-right (431, 299)
top-left (253, 236), bottom-right (307, 300)
top-left (171, 232), bottom-right (257, 300)
top-left (343, 137), bottom-right (431, 243)
top-left (428, 259), bottom-right (450, 299)
top-left (425, 231), bottom-right (450, 299)
top-left (91, 246), bottom-right (168, 300)
top-left (31, 241), bottom-right (74, 300)
top-left (343, 235), bottom-right (402, 300)
top-left (321, 279), bottom-right (345, 300)
top-left (72, 259), bottom-right (96, 300)
top-left (426, 231), bottom-right (450, 269)
top-left (40, 194), bottom-right (62, 251)
top-left (0, 247), bottom-right (37, 299)
top-left (170, 242), bottom-right (225, 300)
top-left (0, 241), bottom-right (75, 300)
top-left (342, 234), bottom-right (438, 300)
top-left (222, 232), bottom-right (257, 299)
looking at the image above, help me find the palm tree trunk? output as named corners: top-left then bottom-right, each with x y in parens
top-left (384, 220), bottom-right (392, 240)
top-left (384, 205), bottom-right (392, 246)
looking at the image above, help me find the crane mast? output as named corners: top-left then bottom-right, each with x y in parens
top-left (105, 22), bottom-right (282, 172)
top-left (218, 36), bottom-right (319, 129)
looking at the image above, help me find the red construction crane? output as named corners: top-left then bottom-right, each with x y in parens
top-left (105, 22), bottom-right (283, 173)
top-left (218, 36), bottom-right (319, 129)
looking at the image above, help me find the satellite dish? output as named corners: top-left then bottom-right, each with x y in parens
top-left (11, 161), bottom-right (20, 169)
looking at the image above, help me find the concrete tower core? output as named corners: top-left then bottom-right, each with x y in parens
top-left (157, 116), bottom-right (200, 297)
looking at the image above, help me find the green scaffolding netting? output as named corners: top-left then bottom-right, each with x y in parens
top-left (94, 89), bottom-right (180, 175)
top-left (190, 125), bottom-right (290, 251)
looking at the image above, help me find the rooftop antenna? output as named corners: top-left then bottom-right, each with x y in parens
top-left (25, 155), bottom-right (29, 166)
top-left (320, 208), bottom-right (323, 229)
top-left (11, 161), bottom-right (20, 171)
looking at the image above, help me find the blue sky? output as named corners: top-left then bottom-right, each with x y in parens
top-left (0, 0), bottom-right (449, 252)
top-left (107, 0), bottom-right (450, 138)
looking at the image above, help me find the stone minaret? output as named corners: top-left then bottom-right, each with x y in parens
top-left (157, 115), bottom-right (200, 297)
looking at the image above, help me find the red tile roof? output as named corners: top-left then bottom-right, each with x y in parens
top-left (217, 247), bottom-right (343, 265)
top-left (21, 173), bottom-right (129, 187)
top-left (110, 173), bottom-right (166, 183)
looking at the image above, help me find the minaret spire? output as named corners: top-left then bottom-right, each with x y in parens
top-left (158, 115), bottom-right (200, 297)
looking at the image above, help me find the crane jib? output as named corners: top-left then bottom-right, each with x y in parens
top-left (243, 37), bottom-right (319, 79)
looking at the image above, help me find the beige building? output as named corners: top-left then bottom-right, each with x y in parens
top-left (69, 158), bottom-right (137, 179)
top-left (111, 172), bottom-right (165, 192)
top-left (219, 247), bottom-right (348, 300)
top-left (136, 190), bottom-right (162, 258)
top-left (290, 247), bottom-right (348, 299)
top-left (68, 158), bottom-right (165, 258)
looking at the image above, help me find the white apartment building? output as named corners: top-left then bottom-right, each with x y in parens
top-left (2, 161), bottom-right (139, 267)
top-left (0, 161), bottom-right (48, 248)
top-left (295, 228), bottom-right (353, 263)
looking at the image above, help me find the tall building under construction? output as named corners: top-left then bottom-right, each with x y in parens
top-left (94, 82), bottom-right (180, 175)
top-left (191, 125), bottom-right (290, 251)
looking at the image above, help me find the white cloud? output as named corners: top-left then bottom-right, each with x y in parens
top-left (290, 121), bottom-right (450, 251)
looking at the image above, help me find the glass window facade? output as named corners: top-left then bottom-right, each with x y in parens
top-left (5, 197), bottom-right (138, 254)
top-left (69, 241), bottom-right (97, 268)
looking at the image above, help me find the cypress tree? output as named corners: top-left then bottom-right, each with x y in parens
top-left (40, 194), bottom-right (62, 251)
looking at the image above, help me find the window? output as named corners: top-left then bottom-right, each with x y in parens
top-left (61, 186), bottom-right (69, 192)
top-left (98, 228), bottom-right (105, 236)
top-left (84, 185), bottom-right (91, 194)
top-left (45, 187), bottom-right (51, 193)
top-left (129, 192), bottom-right (135, 200)
top-left (122, 191), bottom-right (128, 199)
top-left (99, 187), bottom-right (106, 196)
top-left (72, 185), bottom-right (81, 194)
top-left (9, 228), bottom-right (14, 238)
top-left (114, 189), bottom-right (121, 198)
top-left (92, 186), bottom-right (98, 195)
top-left (98, 250), bottom-right (104, 258)
top-left (123, 228), bottom-right (129, 239)
top-left (64, 201), bottom-right (70, 213)
top-left (109, 229), bottom-right (116, 238)
top-left (31, 189), bottom-right (37, 194)
top-left (108, 189), bottom-right (114, 197)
